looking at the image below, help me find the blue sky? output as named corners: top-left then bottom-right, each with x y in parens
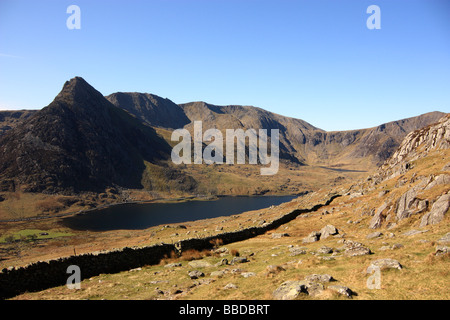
top-left (0, 0), bottom-right (449, 131)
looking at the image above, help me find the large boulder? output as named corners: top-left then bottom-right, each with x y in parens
top-left (366, 258), bottom-right (402, 273)
top-left (304, 274), bottom-right (334, 283)
top-left (319, 225), bottom-right (339, 239)
top-left (302, 231), bottom-right (321, 243)
top-left (272, 280), bottom-right (308, 300)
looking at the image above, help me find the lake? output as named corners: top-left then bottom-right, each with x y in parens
top-left (61, 195), bottom-right (297, 231)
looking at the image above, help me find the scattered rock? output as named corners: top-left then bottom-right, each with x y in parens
top-left (316, 246), bottom-right (333, 254)
top-left (214, 258), bottom-right (229, 267)
top-left (344, 245), bottom-right (371, 257)
top-left (230, 257), bottom-right (249, 264)
top-left (435, 245), bottom-right (448, 256)
top-left (391, 243), bottom-right (404, 250)
top-left (241, 272), bottom-right (256, 278)
top-left (304, 274), bottom-right (334, 283)
top-left (188, 270), bottom-right (205, 279)
top-left (272, 280), bottom-right (308, 300)
top-left (272, 233), bottom-right (290, 239)
top-left (320, 225), bottom-right (339, 239)
top-left (305, 282), bottom-right (325, 297)
top-left (224, 283), bottom-right (238, 290)
top-left (366, 231), bottom-right (383, 239)
top-left (302, 231), bottom-right (321, 243)
top-left (164, 262), bottom-right (182, 268)
top-left (289, 247), bottom-right (307, 256)
top-left (210, 270), bottom-right (226, 278)
top-left (366, 258), bottom-right (402, 273)
top-left (327, 285), bottom-right (354, 298)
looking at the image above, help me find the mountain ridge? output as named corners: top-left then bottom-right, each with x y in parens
top-left (0, 76), bottom-right (447, 197)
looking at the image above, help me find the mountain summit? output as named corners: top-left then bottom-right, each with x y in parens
top-left (0, 77), bottom-right (171, 193)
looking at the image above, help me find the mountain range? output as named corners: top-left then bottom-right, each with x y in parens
top-left (0, 77), bottom-right (446, 196)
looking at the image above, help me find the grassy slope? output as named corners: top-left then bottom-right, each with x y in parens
top-left (10, 149), bottom-right (449, 300)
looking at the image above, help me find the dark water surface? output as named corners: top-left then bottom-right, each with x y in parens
top-left (61, 195), bottom-right (296, 231)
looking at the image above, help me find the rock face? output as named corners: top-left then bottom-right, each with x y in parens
top-left (364, 114), bottom-right (450, 229)
top-left (106, 92), bottom-right (190, 130)
top-left (420, 193), bottom-right (450, 227)
top-left (375, 114), bottom-right (450, 182)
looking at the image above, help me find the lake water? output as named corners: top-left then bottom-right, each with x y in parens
top-left (61, 195), bottom-right (296, 231)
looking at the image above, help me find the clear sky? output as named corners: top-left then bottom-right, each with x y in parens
top-left (0, 0), bottom-right (449, 131)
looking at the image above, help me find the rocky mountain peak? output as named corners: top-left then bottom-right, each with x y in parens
top-left (53, 76), bottom-right (106, 111)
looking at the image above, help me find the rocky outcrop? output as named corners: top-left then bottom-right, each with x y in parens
top-left (420, 193), bottom-right (450, 227)
top-left (375, 114), bottom-right (450, 182)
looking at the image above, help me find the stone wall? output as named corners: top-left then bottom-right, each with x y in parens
top-left (0, 194), bottom-right (340, 300)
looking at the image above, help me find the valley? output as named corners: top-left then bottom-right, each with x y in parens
top-left (0, 77), bottom-right (448, 300)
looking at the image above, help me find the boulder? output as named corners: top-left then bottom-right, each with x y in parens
top-left (305, 282), bottom-right (325, 297)
top-left (289, 247), bottom-right (307, 256)
top-left (304, 274), bottom-right (334, 283)
top-left (188, 270), bottom-right (205, 279)
top-left (272, 280), bottom-right (308, 300)
top-left (230, 256), bottom-right (249, 264)
top-left (366, 231), bottom-right (383, 239)
top-left (316, 246), bottom-right (333, 254)
top-left (272, 280), bottom-right (325, 299)
top-left (435, 245), bottom-right (448, 256)
top-left (210, 270), bottom-right (226, 278)
top-left (344, 246), bottom-right (371, 257)
top-left (327, 285), bottom-right (354, 298)
top-left (366, 258), bottom-right (402, 273)
top-left (164, 262), bottom-right (182, 268)
top-left (272, 233), bottom-right (290, 239)
top-left (302, 231), bottom-right (321, 243)
top-left (319, 225), bottom-right (339, 239)
top-left (241, 272), bottom-right (256, 278)
top-left (223, 283), bottom-right (238, 290)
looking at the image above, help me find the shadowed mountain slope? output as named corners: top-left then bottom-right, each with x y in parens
top-left (0, 77), bottom-right (171, 193)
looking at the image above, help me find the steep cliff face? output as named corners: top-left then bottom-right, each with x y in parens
top-left (106, 92), bottom-right (190, 130)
